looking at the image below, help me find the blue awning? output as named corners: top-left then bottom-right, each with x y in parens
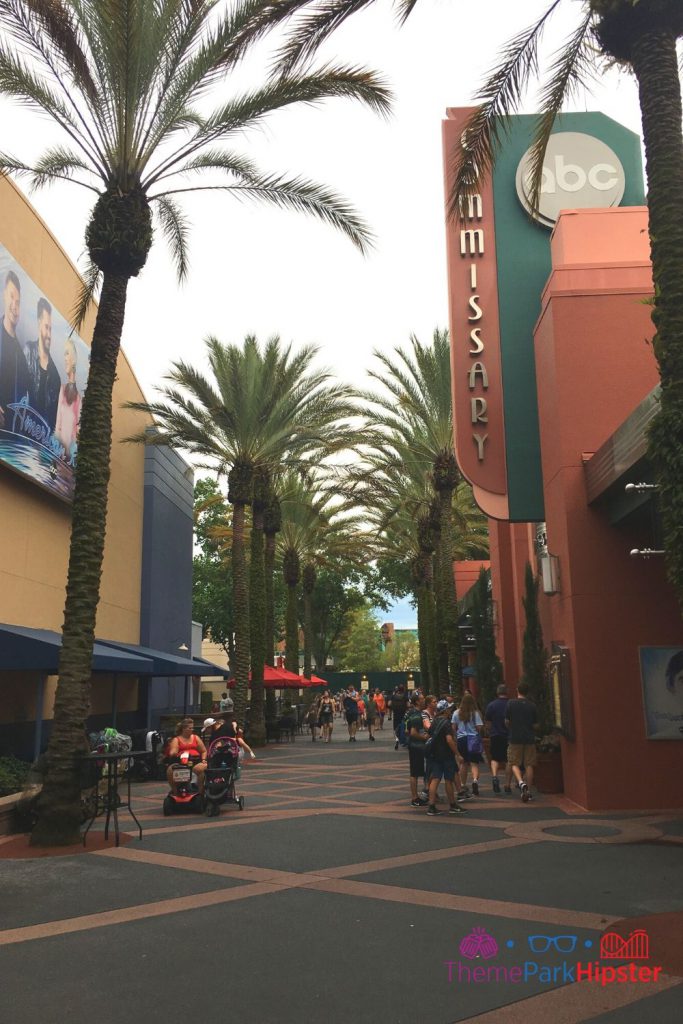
top-left (0, 623), bottom-right (154, 675)
top-left (96, 638), bottom-right (229, 678)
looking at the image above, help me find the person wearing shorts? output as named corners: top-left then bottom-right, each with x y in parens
top-left (318, 690), bottom-right (335, 743)
top-left (343, 686), bottom-right (360, 741)
top-left (426, 700), bottom-right (467, 815)
top-left (505, 681), bottom-right (539, 802)
top-left (452, 692), bottom-right (484, 799)
top-left (485, 684), bottom-right (513, 794)
top-left (405, 693), bottom-right (428, 805)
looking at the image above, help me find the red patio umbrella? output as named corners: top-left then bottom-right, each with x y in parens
top-left (308, 674), bottom-right (327, 685)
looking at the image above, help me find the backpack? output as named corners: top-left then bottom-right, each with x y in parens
top-left (425, 718), bottom-right (449, 759)
top-left (404, 709), bottom-right (424, 747)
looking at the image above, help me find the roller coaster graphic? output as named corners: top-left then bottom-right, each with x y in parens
top-left (599, 929), bottom-right (649, 960)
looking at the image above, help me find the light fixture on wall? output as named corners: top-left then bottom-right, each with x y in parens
top-left (538, 551), bottom-right (561, 595)
top-left (177, 642), bottom-right (189, 652)
top-left (629, 548), bottom-right (665, 558)
top-left (625, 482), bottom-right (659, 493)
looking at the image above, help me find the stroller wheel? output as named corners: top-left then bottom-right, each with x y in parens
top-left (238, 796), bottom-right (245, 811)
top-left (205, 802), bottom-right (214, 817)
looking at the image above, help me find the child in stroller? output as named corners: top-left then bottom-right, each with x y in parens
top-left (203, 736), bottom-right (245, 817)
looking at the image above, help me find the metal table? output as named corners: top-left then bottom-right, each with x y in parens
top-left (81, 750), bottom-right (144, 847)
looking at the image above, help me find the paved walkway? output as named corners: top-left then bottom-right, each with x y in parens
top-left (1, 725), bottom-right (683, 1023)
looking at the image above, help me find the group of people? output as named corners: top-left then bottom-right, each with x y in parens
top-left (403, 682), bottom-right (539, 815)
top-left (164, 697), bottom-right (255, 796)
top-left (306, 687), bottom-right (389, 742)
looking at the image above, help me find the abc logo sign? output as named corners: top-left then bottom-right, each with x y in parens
top-left (515, 131), bottom-right (626, 227)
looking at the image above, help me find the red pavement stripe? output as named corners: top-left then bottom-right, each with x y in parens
top-left (322, 837), bottom-right (536, 879)
top-left (303, 878), bottom-right (617, 930)
top-left (0, 881), bottom-right (286, 947)
top-left (462, 975), bottom-right (683, 1023)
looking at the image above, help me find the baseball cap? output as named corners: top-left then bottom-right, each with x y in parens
top-left (203, 718), bottom-right (216, 728)
top-left (436, 699), bottom-right (452, 712)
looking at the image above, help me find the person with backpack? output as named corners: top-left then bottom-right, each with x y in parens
top-left (388, 684), bottom-right (408, 750)
top-left (425, 700), bottom-right (467, 815)
top-left (404, 693), bottom-right (429, 805)
top-left (343, 685), bottom-right (360, 741)
top-left (452, 692), bottom-right (485, 799)
top-left (485, 684), bottom-right (513, 794)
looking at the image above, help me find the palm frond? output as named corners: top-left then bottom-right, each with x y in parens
top-left (152, 194), bottom-right (190, 282)
top-left (524, 8), bottom-right (595, 215)
top-left (277, 0), bottom-right (376, 76)
top-left (71, 256), bottom-right (101, 332)
top-left (449, 0), bottom-right (564, 218)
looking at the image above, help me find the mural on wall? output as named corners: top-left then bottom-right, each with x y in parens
top-left (639, 646), bottom-right (683, 739)
top-left (0, 242), bottom-right (90, 501)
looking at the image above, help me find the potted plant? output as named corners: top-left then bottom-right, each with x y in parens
top-left (535, 732), bottom-right (564, 794)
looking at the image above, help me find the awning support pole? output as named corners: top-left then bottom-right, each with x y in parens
top-left (33, 674), bottom-right (46, 761)
top-left (111, 674), bottom-right (118, 728)
top-left (146, 678), bottom-right (152, 731)
top-left (182, 675), bottom-right (188, 717)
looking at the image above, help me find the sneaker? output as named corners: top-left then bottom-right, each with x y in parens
top-left (492, 777), bottom-right (500, 794)
top-left (504, 785), bottom-right (512, 794)
top-left (426, 805), bottom-right (441, 816)
top-left (521, 782), bottom-right (530, 803)
top-left (449, 803), bottom-right (468, 814)
top-left (394, 741), bottom-right (399, 750)
top-left (411, 798), bottom-right (429, 807)
top-left (472, 780), bottom-right (479, 796)
top-left (456, 790), bottom-right (472, 801)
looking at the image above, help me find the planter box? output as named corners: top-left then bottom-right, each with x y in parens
top-left (535, 751), bottom-right (564, 794)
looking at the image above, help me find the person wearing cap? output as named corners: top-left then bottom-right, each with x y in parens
top-left (202, 717), bottom-right (216, 747)
top-left (426, 700), bottom-right (467, 815)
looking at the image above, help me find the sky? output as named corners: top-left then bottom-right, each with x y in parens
top-left (0, 0), bottom-right (650, 628)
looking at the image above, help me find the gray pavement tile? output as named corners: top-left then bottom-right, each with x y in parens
top-left (0, 854), bottom-right (242, 930)
top-left (137, 812), bottom-right (506, 872)
top-left (0, 889), bottom-right (601, 1024)
top-left (354, 842), bottom-right (683, 918)
top-left (587, 982), bottom-right (683, 1022)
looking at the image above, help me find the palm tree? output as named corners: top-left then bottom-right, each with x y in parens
top-left (128, 334), bottom-right (358, 741)
top-left (0, 1), bottom-right (390, 844)
top-left (284, 0), bottom-right (683, 608)
top-left (362, 330), bottom-right (471, 690)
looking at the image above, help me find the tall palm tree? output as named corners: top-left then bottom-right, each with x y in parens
top-left (284, 0), bottom-right (683, 608)
top-left (0, 0), bottom-right (390, 844)
top-left (129, 334), bottom-right (358, 741)
top-left (362, 329), bottom-right (469, 689)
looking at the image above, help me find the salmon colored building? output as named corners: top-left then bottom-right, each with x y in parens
top-left (444, 111), bottom-right (683, 811)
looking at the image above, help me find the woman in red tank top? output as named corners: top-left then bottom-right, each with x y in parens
top-left (166, 718), bottom-right (208, 793)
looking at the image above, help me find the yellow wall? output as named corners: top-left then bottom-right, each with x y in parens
top-left (0, 176), bottom-right (152, 721)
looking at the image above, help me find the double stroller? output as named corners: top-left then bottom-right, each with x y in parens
top-left (203, 736), bottom-right (245, 817)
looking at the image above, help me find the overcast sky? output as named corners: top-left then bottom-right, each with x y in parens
top-left (0, 1), bottom-right (649, 627)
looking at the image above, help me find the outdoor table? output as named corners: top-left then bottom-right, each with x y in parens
top-left (81, 750), bottom-right (144, 847)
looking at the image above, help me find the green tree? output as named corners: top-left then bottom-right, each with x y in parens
top-left (192, 478), bottom-right (234, 664)
top-left (132, 336), bottom-right (359, 740)
top-left (334, 604), bottom-right (385, 672)
top-left (469, 568), bottom-right (503, 708)
top-left (307, 566), bottom-right (367, 671)
top-left (0, 0), bottom-right (390, 845)
top-left (521, 563), bottom-right (552, 734)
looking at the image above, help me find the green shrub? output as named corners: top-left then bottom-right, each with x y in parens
top-left (0, 756), bottom-right (31, 797)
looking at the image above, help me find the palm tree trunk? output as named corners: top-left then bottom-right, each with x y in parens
top-left (264, 531), bottom-right (277, 719)
top-left (249, 507), bottom-right (266, 745)
top-left (434, 545), bottom-right (450, 693)
top-left (630, 27), bottom-right (683, 610)
top-left (416, 585), bottom-right (430, 691)
top-left (32, 272), bottom-right (129, 846)
top-left (231, 501), bottom-right (250, 726)
top-left (285, 583), bottom-right (299, 675)
top-left (302, 562), bottom-right (316, 680)
top-left (420, 552), bottom-right (439, 697)
top-left (438, 487), bottom-right (462, 694)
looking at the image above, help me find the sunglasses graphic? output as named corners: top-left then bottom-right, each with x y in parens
top-left (527, 935), bottom-right (577, 953)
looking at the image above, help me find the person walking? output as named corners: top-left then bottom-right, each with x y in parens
top-left (426, 700), bottom-right (467, 815)
top-left (307, 696), bottom-right (321, 741)
top-left (505, 682), bottom-right (539, 802)
top-left (421, 694), bottom-right (438, 802)
top-left (365, 691), bottom-right (378, 741)
top-left (388, 684), bottom-right (408, 750)
top-left (452, 692), bottom-right (485, 799)
top-left (485, 684), bottom-right (513, 794)
top-left (374, 689), bottom-right (386, 729)
top-left (357, 691), bottom-right (366, 731)
top-left (405, 693), bottom-right (428, 805)
top-left (343, 685), bottom-right (360, 741)
top-left (318, 690), bottom-right (335, 742)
